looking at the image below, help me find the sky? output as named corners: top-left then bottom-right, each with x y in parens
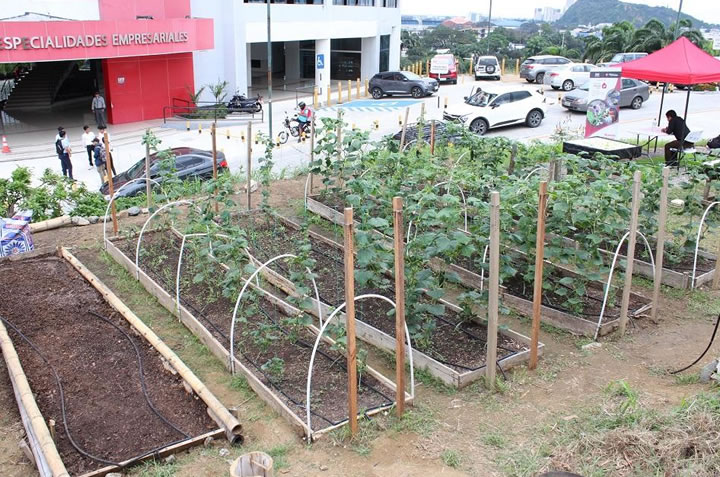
top-left (401, 0), bottom-right (720, 26)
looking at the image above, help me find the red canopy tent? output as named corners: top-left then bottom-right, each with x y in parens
top-left (621, 37), bottom-right (720, 126)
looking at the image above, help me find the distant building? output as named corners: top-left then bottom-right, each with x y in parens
top-left (441, 16), bottom-right (474, 29)
top-left (534, 7), bottom-right (562, 23)
top-left (401, 15), bottom-right (449, 32)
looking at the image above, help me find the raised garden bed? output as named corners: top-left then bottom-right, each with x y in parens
top-left (231, 213), bottom-right (539, 388)
top-left (106, 230), bottom-right (406, 439)
top-left (0, 248), bottom-right (240, 477)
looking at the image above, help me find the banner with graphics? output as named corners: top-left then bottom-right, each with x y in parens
top-left (585, 69), bottom-right (622, 138)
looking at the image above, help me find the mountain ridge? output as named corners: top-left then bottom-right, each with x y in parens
top-left (556, 0), bottom-right (714, 29)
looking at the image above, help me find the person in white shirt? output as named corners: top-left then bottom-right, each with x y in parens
top-left (97, 126), bottom-right (116, 176)
top-left (81, 125), bottom-right (95, 168)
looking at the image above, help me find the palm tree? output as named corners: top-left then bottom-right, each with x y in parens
top-left (632, 18), bottom-right (705, 53)
top-left (582, 22), bottom-right (636, 63)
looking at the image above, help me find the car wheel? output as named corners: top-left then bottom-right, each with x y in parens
top-left (411, 87), bottom-right (423, 98)
top-left (535, 73), bottom-right (545, 84)
top-left (469, 118), bottom-right (489, 136)
top-left (278, 131), bottom-right (289, 144)
top-left (631, 96), bottom-right (643, 109)
top-left (562, 80), bottom-right (574, 91)
top-left (526, 78), bottom-right (534, 83)
top-left (371, 87), bottom-right (383, 99)
top-left (551, 86), bottom-right (560, 90)
top-left (253, 103), bottom-right (262, 113)
top-left (526, 109), bottom-right (543, 128)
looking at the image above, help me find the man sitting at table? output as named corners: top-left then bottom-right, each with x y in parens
top-left (661, 110), bottom-right (693, 166)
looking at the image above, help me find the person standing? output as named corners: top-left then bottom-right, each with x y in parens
top-left (55, 130), bottom-right (73, 180)
top-left (92, 137), bottom-right (107, 184)
top-left (91, 91), bottom-right (107, 128)
top-left (97, 126), bottom-right (116, 176)
top-left (661, 110), bottom-right (692, 167)
top-left (81, 125), bottom-right (95, 169)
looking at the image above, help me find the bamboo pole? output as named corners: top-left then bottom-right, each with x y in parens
top-left (530, 182), bottom-right (548, 370)
top-left (145, 130), bottom-right (152, 209)
top-left (0, 319), bottom-right (70, 477)
top-left (619, 170), bottom-right (642, 335)
top-left (104, 132), bottom-right (118, 235)
top-left (211, 123), bottom-right (219, 214)
top-left (247, 122), bottom-right (252, 211)
top-left (60, 247), bottom-right (243, 442)
top-left (29, 215), bottom-right (71, 233)
top-left (399, 107), bottom-right (410, 149)
top-left (343, 208), bottom-right (358, 435)
top-left (651, 168), bottom-right (670, 317)
top-left (392, 197), bottom-right (406, 417)
top-left (486, 191), bottom-right (500, 388)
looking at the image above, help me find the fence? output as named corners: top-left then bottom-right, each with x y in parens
top-left (163, 98), bottom-right (264, 124)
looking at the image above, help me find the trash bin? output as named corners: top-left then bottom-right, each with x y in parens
top-left (230, 451), bottom-right (274, 477)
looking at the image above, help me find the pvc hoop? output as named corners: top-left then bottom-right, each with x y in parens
top-left (229, 254), bottom-right (322, 375)
top-left (305, 293), bottom-right (415, 439)
top-left (135, 200), bottom-right (193, 278)
top-left (522, 166), bottom-right (548, 182)
top-left (102, 177), bottom-right (163, 246)
top-left (691, 202), bottom-right (720, 289)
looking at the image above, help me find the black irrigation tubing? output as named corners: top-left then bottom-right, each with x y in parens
top-left (0, 313), bottom-right (192, 469)
top-left (670, 314), bottom-right (720, 375)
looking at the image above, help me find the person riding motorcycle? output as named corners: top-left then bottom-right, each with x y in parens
top-left (297, 102), bottom-right (313, 141)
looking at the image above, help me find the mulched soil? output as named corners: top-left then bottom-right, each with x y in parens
top-left (234, 215), bottom-right (527, 373)
top-left (117, 232), bottom-right (394, 430)
top-left (0, 255), bottom-right (215, 475)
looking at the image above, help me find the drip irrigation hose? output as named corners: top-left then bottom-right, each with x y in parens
top-left (0, 314), bottom-right (192, 469)
top-left (670, 314), bottom-right (720, 375)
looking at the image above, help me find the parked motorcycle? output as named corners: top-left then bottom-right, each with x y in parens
top-left (277, 112), bottom-right (300, 144)
top-left (227, 92), bottom-right (262, 113)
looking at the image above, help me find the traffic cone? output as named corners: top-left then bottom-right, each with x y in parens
top-left (1, 136), bottom-right (10, 153)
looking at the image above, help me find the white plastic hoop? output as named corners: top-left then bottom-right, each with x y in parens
top-left (135, 200), bottom-right (193, 278)
top-left (229, 254), bottom-right (322, 374)
top-left (102, 177), bottom-right (163, 246)
top-left (691, 202), bottom-right (720, 289)
top-left (523, 166), bottom-right (548, 182)
top-left (305, 293), bottom-right (415, 439)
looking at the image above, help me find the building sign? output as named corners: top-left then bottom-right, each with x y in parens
top-left (585, 69), bottom-right (621, 138)
top-left (0, 19), bottom-right (213, 63)
top-left (316, 54), bottom-right (324, 70)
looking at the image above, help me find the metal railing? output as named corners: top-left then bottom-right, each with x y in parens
top-left (163, 98), bottom-right (264, 124)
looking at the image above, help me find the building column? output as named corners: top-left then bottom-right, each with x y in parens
top-left (361, 36), bottom-right (380, 82)
top-left (389, 25), bottom-right (401, 71)
top-left (315, 38), bottom-right (331, 98)
top-left (285, 41), bottom-right (300, 82)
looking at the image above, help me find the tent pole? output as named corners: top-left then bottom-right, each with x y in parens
top-left (683, 87), bottom-right (691, 142)
top-left (657, 83), bottom-right (667, 127)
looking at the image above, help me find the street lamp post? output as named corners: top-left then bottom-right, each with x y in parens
top-left (674, 0), bottom-right (684, 39)
top-left (267, 1), bottom-right (273, 141)
top-left (487, 0), bottom-right (493, 55)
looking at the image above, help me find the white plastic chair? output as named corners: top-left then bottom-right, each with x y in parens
top-left (671, 129), bottom-right (703, 169)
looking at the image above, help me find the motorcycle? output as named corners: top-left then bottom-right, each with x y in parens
top-left (227, 92), bottom-right (262, 113)
top-left (277, 112), bottom-right (301, 144)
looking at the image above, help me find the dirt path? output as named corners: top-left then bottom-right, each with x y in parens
top-left (2, 176), bottom-right (719, 476)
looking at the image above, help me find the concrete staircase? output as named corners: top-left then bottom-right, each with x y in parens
top-left (4, 63), bottom-right (72, 111)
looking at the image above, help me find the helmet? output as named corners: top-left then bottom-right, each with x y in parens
top-left (298, 102), bottom-right (306, 109)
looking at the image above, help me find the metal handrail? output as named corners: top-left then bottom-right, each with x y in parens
top-left (162, 103), bottom-right (264, 124)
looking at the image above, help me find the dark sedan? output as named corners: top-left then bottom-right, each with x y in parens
top-left (369, 71), bottom-right (439, 99)
top-left (562, 78), bottom-right (650, 112)
top-left (100, 147), bottom-right (228, 198)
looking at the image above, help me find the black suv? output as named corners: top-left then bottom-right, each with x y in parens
top-left (369, 71), bottom-right (439, 99)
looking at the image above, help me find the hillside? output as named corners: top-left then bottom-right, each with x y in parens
top-left (556, 0), bottom-right (712, 28)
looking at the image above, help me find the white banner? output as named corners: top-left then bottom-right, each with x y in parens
top-left (585, 68), bottom-right (622, 138)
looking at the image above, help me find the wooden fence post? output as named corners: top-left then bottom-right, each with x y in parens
top-left (430, 120), bottom-right (435, 155)
top-left (507, 143), bottom-right (517, 175)
top-left (486, 191), bottom-right (500, 388)
top-left (530, 181), bottom-right (548, 370)
top-left (651, 167), bottom-right (670, 318)
top-left (343, 207), bottom-right (358, 435)
top-left (246, 122), bottom-right (252, 211)
top-left (144, 130), bottom-right (152, 209)
top-left (211, 122), bottom-right (219, 214)
top-left (104, 132), bottom-right (118, 235)
top-left (393, 197), bottom-right (406, 417)
top-left (619, 170), bottom-right (642, 335)
top-left (309, 119), bottom-right (315, 196)
top-left (399, 107), bottom-right (410, 149)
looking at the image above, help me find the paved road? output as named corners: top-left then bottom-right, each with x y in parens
top-left (1, 75), bottom-right (719, 194)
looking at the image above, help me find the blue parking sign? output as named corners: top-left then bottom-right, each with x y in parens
top-left (317, 54), bottom-right (324, 70)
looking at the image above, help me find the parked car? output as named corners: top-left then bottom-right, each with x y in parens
top-left (443, 85), bottom-right (548, 135)
top-left (561, 78), bottom-right (650, 112)
top-left (474, 55), bottom-right (501, 81)
top-left (546, 63), bottom-right (596, 91)
top-left (369, 71), bottom-right (439, 99)
top-left (99, 147), bottom-right (228, 198)
top-left (597, 52), bottom-right (648, 67)
top-left (520, 55), bottom-right (572, 84)
top-left (428, 53), bottom-right (458, 84)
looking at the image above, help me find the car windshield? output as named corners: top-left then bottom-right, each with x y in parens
top-left (403, 72), bottom-right (421, 80)
top-left (610, 53), bottom-right (625, 63)
top-left (477, 58), bottom-right (497, 65)
top-left (465, 90), bottom-right (497, 107)
top-left (126, 157), bottom-right (151, 179)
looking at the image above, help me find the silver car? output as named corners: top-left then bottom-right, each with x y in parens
top-left (561, 78), bottom-right (650, 112)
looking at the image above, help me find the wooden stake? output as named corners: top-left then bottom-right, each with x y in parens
top-left (343, 208), bottom-right (358, 435)
top-left (104, 132), bottom-right (118, 235)
top-left (714, 238), bottom-right (720, 290)
top-left (507, 143), bottom-right (517, 175)
top-left (619, 170), bottom-right (642, 335)
top-left (399, 107), bottom-right (410, 149)
top-left (309, 119), bottom-right (315, 196)
top-left (430, 120), bottom-right (435, 155)
top-left (211, 123), bottom-right (219, 214)
top-left (48, 419), bottom-right (56, 442)
top-left (530, 182), bottom-right (548, 370)
top-left (651, 168), bottom-right (670, 317)
top-left (246, 122), bottom-right (252, 211)
top-left (393, 197), bottom-right (406, 417)
top-left (486, 191), bottom-right (500, 388)
top-left (144, 130), bottom-right (152, 209)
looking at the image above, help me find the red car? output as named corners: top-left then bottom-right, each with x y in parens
top-left (429, 54), bottom-right (458, 84)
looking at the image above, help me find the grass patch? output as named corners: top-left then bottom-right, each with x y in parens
top-left (267, 442), bottom-right (293, 470)
top-left (674, 373), bottom-right (700, 385)
top-left (415, 368), bottom-right (457, 395)
top-left (390, 405), bottom-right (437, 437)
top-left (329, 416), bottom-right (381, 456)
top-left (135, 461), bottom-right (178, 477)
top-left (481, 430), bottom-right (508, 449)
top-left (441, 449), bottom-right (462, 468)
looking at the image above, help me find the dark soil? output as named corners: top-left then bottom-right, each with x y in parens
top-left (0, 255), bottom-right (215, 475)
top-left (612, 240), bottom-right (715, 274)
top-left (234, 215), bottom-right (527, 373)
top-left (117, 232), bottom-right (394, 430)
